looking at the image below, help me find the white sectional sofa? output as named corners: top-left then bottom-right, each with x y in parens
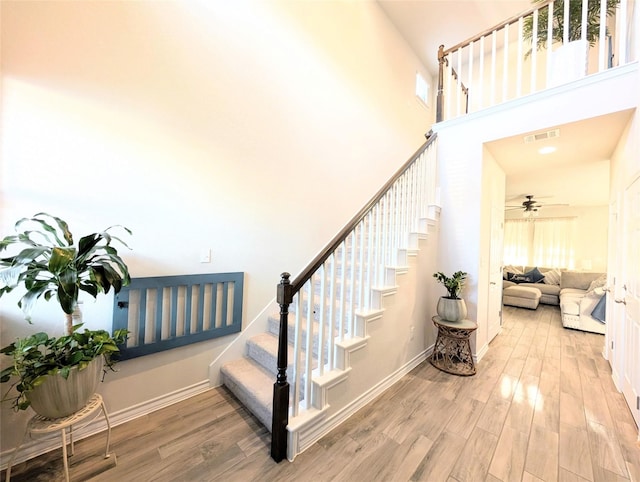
top-left (558, 271), bottom-right (607, 334)
top-left (503, 266), bottom-right (607, 334)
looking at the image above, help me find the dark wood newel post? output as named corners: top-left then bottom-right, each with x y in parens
top-left (271, 272), bottom-right (292, 462)
top-left (436, 44), bottom-right (445, 123)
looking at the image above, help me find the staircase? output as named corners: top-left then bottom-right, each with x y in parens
top-left (218, 134), bottom-right (440, 461)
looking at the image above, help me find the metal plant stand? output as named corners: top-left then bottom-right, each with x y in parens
top-left (5, 393), bottom-right (112, 482)
top-left (430, 316), bottom-right (478, 376)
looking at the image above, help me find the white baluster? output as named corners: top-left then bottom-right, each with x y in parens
top-left (531, 8), bottom-right (538, 93)
top-left (467, 41), bottom-right (473, 112)
top-left (563, 0), bottom-right (569, 44)
top-left (445, 58), bottom-right (452, 120)
top-left (366, 211), bottom-right (374, 309)
top-left (618, 0), bottom-right (628, 65)
top-left (328, 253), bottom-right (336, 371)
top-left (546, 2), bottom-right (554, 86)
top-left (479, 35), bottom-right (485, 111)
top-left (517, 17), bottom-right (523, 97)
top-left (358, 220), bottom-right (365, 310)
top-left (503, 23), bottom-right (509, 102)
top-left (292, 292), bottom-right (302, 416)
top-left (317, 265), bottom-right (326, 377)
top-left (599, 0), bottom-right (607, 71)
top-left (304, 279), bottom-right (314, 408)
top-left (339, 240), bottom-right (346, 342)
top-left (581, 0), bottom-right (588, 42)
top-left (380, 194), bottom-right (388, 286)
top-left (491, 30), bottom-right (497, 106)
top-left (348, 230), bottom-right (357, 336)
top-left (456, 47), bottom-right (463, 116)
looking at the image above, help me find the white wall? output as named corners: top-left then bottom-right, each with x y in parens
top-left (0, 0), bottom-right (433, 457)
top-left (434, 63), bottom-right (638, 360)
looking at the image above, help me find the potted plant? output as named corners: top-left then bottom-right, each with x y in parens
top-left (1, 326), bottom-right (128, 415)
top-left (523, 0), bottom-right (620, 52)
top-left (433, 270), bottom-right (468, 322)
top-left (0, 213), bottom-right (131, 418)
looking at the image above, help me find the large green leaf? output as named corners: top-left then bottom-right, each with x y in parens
top-left (0, 235), bottom-right (27, 252)
top-left (14, 217), bottom-right (61, 247)
top-left (18, 285), bottom-right (51, 320)
top-left (49, 247), bottom-right (76, 274)
top-left (13, 247), bottom-right (49, 263)
top-left (101, 263), bottom-right (123, 293)
top-left (89, 265), bottom-right (110, 293)
top-left (57, 270), bottom-right (79, 314)
top-left (78, 233), bottom-right (101, 259)
top-left (78, 282), bottom-right (99, 297)
top-left (0, 265), bottom-right (26, 287)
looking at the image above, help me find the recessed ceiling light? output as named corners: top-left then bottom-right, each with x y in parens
top-left (539, 146), bottom-right (556, 155)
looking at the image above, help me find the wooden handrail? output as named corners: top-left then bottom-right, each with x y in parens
top-left (443, 0), bottom-right (553, 55)
top-left (271, 130), bottom-right (437, 462)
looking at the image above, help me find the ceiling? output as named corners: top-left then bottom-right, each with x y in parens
top-left (377, 0), bottom-right (531, 74)
top-left (486, 110), bottom-right (633, 207)
top-left (377, 0), bottom-right (632, 208)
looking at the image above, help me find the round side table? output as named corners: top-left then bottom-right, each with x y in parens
top-left (430, 316), bottom-right (478, 376)
top-left (5, 393), bottom-right (112, 482)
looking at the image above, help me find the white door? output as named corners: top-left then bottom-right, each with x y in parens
top-left (487, 205), bottom-right (504, 342)
top-left (607, 199), bottom-right (624, 388)
top-left (621, 175), bottom-right (640, 427)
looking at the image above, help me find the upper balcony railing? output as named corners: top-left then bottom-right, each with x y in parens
top-left (436, 0), bottom-right (638, 122)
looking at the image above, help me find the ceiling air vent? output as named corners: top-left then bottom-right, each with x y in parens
top-left (524, 128), bottom-right (560, 144)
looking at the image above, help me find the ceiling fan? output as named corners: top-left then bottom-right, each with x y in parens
top-left (505, 195), bottom-right (567, 217)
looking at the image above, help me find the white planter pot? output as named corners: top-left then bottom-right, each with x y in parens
top-left (436, 297), bottom-right (467, 322)
top-left (28, 356), bottom-right (103, 419)
top-left (547, 39), bottom-right (588, 88)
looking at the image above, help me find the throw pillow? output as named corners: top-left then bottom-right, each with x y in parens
top-left (510, 274), bottom-right (533, 284)
top-left (503, 265), bottom-right (523, 280)
top-left (543, 268), bottom-right (561, 285)
top-left (524, 267), bottom-right (545, 284)
top-left (591, 294), bottom-right (606, 323)
top-left (587, 274), bottom-right (607, 293)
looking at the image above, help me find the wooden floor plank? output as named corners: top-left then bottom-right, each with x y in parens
top-left (3, 304), bottom-right (639, 482)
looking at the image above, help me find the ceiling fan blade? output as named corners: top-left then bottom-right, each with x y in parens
top-left (506, 194), bottom-right (555, 202)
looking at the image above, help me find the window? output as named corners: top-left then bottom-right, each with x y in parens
top-left (503, 218), bottom-right (576, 269)
top-left (415, 72), bottom-right (429, 106)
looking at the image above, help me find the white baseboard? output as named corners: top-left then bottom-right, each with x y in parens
top-left (0, 380), bottom-right (212, 470)
top-left (475, 342), bottom-right (489, 363)
top-left (288, 345), bottom-right (433, 461)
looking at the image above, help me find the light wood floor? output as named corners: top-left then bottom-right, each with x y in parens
top-left (4, 305), bottom-right (640, 481)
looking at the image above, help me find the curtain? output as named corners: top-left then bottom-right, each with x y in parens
top-left (532, 218), bottom-right (576, 269)
top-left (503, 219), bottom-right (531, 266)
top-left (503, 217), bottom-right (575, 269)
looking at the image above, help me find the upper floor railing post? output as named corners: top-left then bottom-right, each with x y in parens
top-left (271, 272), bottom-right (292, 462)
top-left (436, 44), bottom-right (445, 122)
